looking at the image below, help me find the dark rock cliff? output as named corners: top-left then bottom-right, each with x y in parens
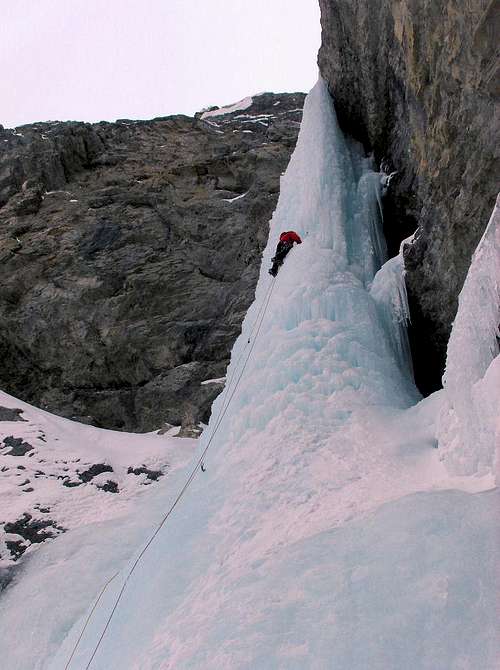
top-left (0, 93), bottom-right (305, 431)
top-left (318, 0), bottom-right (499, 393)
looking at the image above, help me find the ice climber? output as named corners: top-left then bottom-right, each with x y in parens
top-left (268, 230), bottom-right (302, 277)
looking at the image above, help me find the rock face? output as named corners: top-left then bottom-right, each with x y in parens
top-left (0, 93), bottom-right (304, 431)
top-left (318, 0), bottom-right (499, 393)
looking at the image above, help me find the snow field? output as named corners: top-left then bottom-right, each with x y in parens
top-left (0, 389), bottom-right (196, 566)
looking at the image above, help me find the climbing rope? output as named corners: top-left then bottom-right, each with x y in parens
top-left (199, 275), bottom-right (277, 470)
top-left (66, 273), bottom-right (279, 669)
top-left (200, 276), bottom-right (276, 470)
top-left (63, 571), bottom-right (119, 670)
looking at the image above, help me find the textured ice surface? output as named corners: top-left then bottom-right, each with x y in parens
top-left (370, 238), bottom-right (413, 376)
top-left (438, 195), bottom-right (500, 477)
top-left (0, 81), bottom-right (497, 670)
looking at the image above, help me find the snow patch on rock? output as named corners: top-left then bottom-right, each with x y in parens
top-left (201, 97), bottom-right (253, 119)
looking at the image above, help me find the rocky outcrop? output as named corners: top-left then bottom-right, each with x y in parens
top-left (318, 0), bottom-right (499, 393)
top-left (3, 514), bottom-right (64, 560)
top-left (0, 93), bottom-right (304, 431)
top-left (0, 406), bottom-right (25, 422)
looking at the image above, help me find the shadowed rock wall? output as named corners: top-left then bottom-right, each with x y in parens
top-left (0, 93), bottom-right (305, 431)
top-left (318, 0), bottom-right (499, 393)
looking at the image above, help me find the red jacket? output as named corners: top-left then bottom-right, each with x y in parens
top-left (279, 231), bottom-right (302, 244)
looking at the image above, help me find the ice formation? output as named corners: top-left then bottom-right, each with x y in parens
top-left (370, 237), bottom-right (414, 376)
top-left (438, 195), bottom-right (500, 478)
top-left (0, 80), bottom-right (497, 670)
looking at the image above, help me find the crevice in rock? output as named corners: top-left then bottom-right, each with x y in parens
top-left (406, 288), bottom-right (447, 396)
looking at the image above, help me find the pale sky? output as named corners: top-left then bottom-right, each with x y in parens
top-left (1, 0), bottom-right (321, 128)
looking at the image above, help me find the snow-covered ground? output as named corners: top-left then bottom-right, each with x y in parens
top-left (0, 80), bottom-right (498, 669)
top-left (0, 390), bottom-right (196, 568)
top-left (201, 96), bottom-right (253, 119)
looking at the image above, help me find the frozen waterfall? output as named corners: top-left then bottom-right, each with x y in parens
top-left (0, 80), bottom-right (497, 670)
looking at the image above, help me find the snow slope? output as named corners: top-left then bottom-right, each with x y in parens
top-left (0, 389), bottom-right (196, 567)
top-left (0, 80), bottom-right (497, 670)
top-left (201, 96), bottom-right (253, 119)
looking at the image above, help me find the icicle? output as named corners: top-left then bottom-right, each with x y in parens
top-left (369, 237), bottom-right (414, 379)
